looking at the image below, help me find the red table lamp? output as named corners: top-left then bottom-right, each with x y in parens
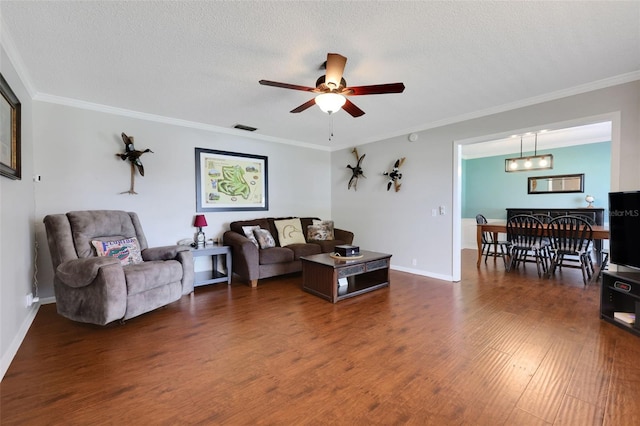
top-left (193, 215), bottom-right (208, 248)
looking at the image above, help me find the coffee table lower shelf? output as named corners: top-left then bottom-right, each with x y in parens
top-left (301, 250), bottom-right (392, 303)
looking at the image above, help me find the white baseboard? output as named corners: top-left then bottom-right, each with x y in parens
top-left (391, 265), bottom-right (454, 282)
top-left (0, 303), bottom-right (40, 382)
top-left (39, 296), bottom-right (56, 305)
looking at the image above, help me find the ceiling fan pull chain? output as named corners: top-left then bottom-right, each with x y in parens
top-left (329, 114), bottom-right (334, 141)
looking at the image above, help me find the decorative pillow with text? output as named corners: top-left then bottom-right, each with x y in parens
top-left (92, 237), bottom-right (143, 266)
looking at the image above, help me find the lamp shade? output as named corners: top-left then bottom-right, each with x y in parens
top-left (193, 215), bottom-right (208, 228)
top-left (315, 93), bottom-right (346, 114)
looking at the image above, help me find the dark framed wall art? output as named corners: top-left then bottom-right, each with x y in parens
top-left (0, 73), bottom-right (21, 180)
top-left (195, 148), bottom-right (268, 212)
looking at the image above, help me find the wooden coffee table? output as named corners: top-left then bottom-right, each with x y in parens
top-left (301, 250), bottom-right (392, 303)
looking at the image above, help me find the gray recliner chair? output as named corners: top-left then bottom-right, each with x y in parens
top-left (43, 210), bottom-right (194, 325)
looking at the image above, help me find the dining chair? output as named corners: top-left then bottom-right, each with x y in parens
top-left (547, 215), bottom-right (594, 286)
top-left (572, 214), bottom-right (599, 267)
top-left (505, 214), bottom-right (549, 277)
top-left (532, 213), bottom-right (553, 250)
top-left (475, 214), bottom-right (509, 265)
top-left (597, 249), bottom-right (609, 281)
top-left (563, 213), bottom-right (599, 272)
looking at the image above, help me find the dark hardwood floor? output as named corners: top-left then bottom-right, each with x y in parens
top-left (2, 250), bottom-right (640, 425)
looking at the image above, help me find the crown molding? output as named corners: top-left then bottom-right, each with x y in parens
top-left (352, 72), bottom-right (640, 152)
top-left (33, 93), bottom-right (331, 151)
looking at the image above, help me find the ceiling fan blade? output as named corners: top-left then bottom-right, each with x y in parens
top-left (325, 53), bottom-right (347, 89)
top-left (259, 80), bottom-right (316, 92)
top-left (342, 99), bottom-right (365, 117)
top-left (345, 82), bottom-right (405, 96)
top-left (290, 98), bottom-right (316, 113)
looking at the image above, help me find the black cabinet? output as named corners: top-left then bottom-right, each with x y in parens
top-left (506, 208), bottom-right (604, 225)
top-left (601, 271), bottom-right (640, 336)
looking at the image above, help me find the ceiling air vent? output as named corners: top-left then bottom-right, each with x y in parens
top-left (233, 124), bottom-right (257, 132)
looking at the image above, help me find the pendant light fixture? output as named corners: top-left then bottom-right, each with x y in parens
top-left (505, 133), bottom-right (553, 172)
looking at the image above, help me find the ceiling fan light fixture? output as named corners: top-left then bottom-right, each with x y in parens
top-left (260, 53), bottom-right (404, 117)
top-left (315, 93), bottom-right (346, 114)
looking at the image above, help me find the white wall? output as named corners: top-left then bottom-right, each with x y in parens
top-left (32, 102), bottom-right (332, 299)
top-left (332, 81), bottom-right (640, 281)
top-left (0, 46), bottom-right (37, 379)
top-left (331, 135), bottom-right (454, 281)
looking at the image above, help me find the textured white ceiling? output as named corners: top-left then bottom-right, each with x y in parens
top-left (1, 1), bottom-right (639, 150)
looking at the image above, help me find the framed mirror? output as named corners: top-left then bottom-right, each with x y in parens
top-left (528, 173), bottom-right (584, 194)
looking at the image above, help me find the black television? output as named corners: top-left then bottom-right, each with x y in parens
top-left (609, 191), bottom-right (640, 270)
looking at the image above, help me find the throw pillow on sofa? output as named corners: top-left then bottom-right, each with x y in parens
top-left (242, 225), bottom-right (261, 247)
top-left (253, 228), bottom-right (276, 249)
top-left (307, 220), bottom-right (335, 241)
top-left (274, 218), bottom-right (306, 246)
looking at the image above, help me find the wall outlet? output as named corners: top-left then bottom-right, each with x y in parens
top-left (432, 208), bottom-right (437, 217)
top-left (439, 205), bottom-right (446, 215)
top-left (412, 258), bottom-right (417, 266)
top-left (26, 293), bottom-right (33, 307)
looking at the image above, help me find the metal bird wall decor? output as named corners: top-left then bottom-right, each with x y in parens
top-left (346, 148), bottom-right (366, 190)
top-left (383, 157), bottom-right (406, 192)
top-left (117, 132), bottom-right (153, 194)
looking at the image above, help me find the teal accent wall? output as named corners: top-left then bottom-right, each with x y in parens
top-left (462, 141), bottom-right (611, 219)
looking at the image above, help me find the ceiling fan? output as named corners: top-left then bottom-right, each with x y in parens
top-left (259, 53), bottom-right (405, 117)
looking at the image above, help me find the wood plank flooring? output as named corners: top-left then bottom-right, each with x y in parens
top-left (2, 249), bottom-right (640, 425)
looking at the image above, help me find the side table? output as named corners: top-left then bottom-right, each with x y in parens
top-left (191, 245), bottom-right (232, 287)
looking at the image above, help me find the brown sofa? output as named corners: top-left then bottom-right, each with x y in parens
top-left (223, 217), bottom-right (354, 287)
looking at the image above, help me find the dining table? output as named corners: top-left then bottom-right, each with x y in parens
top-left (476, 221), bottom-right (609, 267)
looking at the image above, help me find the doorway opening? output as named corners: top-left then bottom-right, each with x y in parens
top-left (452, 113), bottom-right (619, 281)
